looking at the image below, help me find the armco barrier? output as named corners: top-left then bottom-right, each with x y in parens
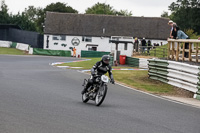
top-left (148, 59), bottom-right (200, 100)
top-left (148, 59), bottom-right (169, 83)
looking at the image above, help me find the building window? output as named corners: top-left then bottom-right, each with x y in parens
top-left (53, 35), bottom-right (66, 41)
top-left (124, 43), bottom-right (128, 50)
top-left (88, 47), bottom-right (97, 51)
top-left (53, 36), bottom-right (59, 40)
top-left (82, 36), bottom-right (92, 42)
top-left (60, 35), bottom-right (66, 40)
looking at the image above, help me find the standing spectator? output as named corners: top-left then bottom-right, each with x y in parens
top-left (73, 47), bottom-right (76, 57)
top-left (168, 20), bottom-right (174, 39)
top-left (141, 38), bottom-right (146, 54)
top-left (147, 40), bottom-right (151, 55)
top-left (171, 23), bottom-right (179, 39)
top-left (134, 37), bottom-right (139, 52)
top-left (198, 37), bottom-right (200, 40)
top-left (173, 24), bottom-right (189, 57)
top-left (168, 20), bottom-right (179, 39)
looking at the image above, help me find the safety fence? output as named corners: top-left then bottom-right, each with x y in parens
top-left (148, 59), bottom-right (200, 100)
top-left (81, 50), bottom-right (110, 57)
top-left (137, 46), bottom-right (168, 58)
top-left (32, 48), bottom-right (71, 57)
top-left (0, 40), bottom-right (71, 57)
top-left (168, 39), bottom-right (200, 63)
top-left (125, 57), bottom-right (148, 68)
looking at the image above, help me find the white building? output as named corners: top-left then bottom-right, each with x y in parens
top-left (44, 12), bottom-right (170, 57)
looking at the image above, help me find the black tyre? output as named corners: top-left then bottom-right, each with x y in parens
top-left (95, 85), bottom-right (107, 106)
top-left (82, 93), bottom-right (89, 103)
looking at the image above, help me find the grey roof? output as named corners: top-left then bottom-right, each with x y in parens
top-left (44, 12), bottom-right (170, 40)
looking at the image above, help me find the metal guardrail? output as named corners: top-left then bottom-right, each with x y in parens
top-left (148, 59), bottom-right (200, 100)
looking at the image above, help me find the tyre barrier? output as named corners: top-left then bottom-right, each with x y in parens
top-left (0, 41), bottom-right (30, 51)
top-left (126, 57), bottom-right (148, 68)
top-left (0, 40), bottom-right (71, 57)
top-left (0, 41), bottom-right (12, 47)
top-left (148, 59), bottom-right (200, 100)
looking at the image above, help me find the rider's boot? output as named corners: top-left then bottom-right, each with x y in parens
top-left (81, 84), bottom-right (90, 94)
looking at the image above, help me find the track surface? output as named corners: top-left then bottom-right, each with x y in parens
top-left (0, 55), bottom-right (200, 133)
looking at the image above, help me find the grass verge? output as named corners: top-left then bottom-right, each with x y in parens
top-left (57, 58), bottom-right (139, 70)
top-left (58, 58), bottom-right (101, 69)
top-left (113, 70), bottom-right (175, 94)
top-left (0, 47), bottom-right (26, 55)
top-left (57, 57), bottom-right (179, 95)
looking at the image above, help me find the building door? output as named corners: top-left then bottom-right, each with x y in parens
top-left (92, 47), bottom-right (97, 51)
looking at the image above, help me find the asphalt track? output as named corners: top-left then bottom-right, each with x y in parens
top-left (0, 55), bottom-right (200, 133)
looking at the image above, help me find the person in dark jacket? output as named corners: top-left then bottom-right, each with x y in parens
top-left (141, 38), bottom-right (146, 54)
top-left (147, 40), bottom-right (151, 55)
top-left (81, 55), bottom-right (115, 94)
top-left (173, 23), bottom-right (189, 58)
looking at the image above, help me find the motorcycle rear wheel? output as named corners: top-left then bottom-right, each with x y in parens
top-left (95, 85), bottom-right (107, 106)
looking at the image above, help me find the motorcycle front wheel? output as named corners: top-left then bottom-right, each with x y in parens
top-left (95, 85), bottom-right (107, 106)
top-left (82, 93), bottom-right (89, 103)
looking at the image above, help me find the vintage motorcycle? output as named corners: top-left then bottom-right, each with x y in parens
top-left (82, 75), bottom-right (111, 106)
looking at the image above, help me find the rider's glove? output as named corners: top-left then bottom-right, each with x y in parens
top-left (111, 79), bottom-right (115, 84)
top-left (91, 71), bottom-right (95, 76)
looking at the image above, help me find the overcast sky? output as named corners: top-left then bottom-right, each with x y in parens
top-left (3, 0), bottom-right (177, 17)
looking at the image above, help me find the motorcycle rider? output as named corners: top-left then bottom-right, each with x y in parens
top-left (81, 55), bottom-right (115, 94)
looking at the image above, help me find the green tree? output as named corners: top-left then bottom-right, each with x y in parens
top-left (37, 2), bottom-right (78, 33)
top-left (185, 29), bottom-right (198, 39)
top-left (161, 11), bottom-right (169, 18)
top-left (0, 0), bottom-right (10, 23)
top-left (85, 2), bottom-right (132, 16)
top-left (116, 9), bottom-right (132, 16)
top-left (169, 0), bottom-right (200, 34)
top-left (85, 2), bottom-right (115, 15)
top-left (23, 6), bottom-right (42, 22)
top-left (45, 2), bottom-right (78, 13)
top-left (10, 12), bottom-right (36, 31)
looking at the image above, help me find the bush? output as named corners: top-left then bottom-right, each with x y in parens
top-left (185, 29), bottom-right (199, 39)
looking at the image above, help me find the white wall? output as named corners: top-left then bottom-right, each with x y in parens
top-left (43, 35), bottom-right (167, 57)
top-left (111, 43), bottom-right (133, 57)
top-left (43, 35), bottom-right (112, 56)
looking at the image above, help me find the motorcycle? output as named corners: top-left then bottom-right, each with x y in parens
top-left (82, 75), bottom-right (111, 106)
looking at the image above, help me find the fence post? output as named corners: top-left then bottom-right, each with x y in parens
top-left (176, 42), bottom-right (179, 61)
top-left (168, 41), bottom-right (171, 59)
top-left (163, 48), bottom-right (165, 58)
top-left (172, 42), bottom-right (175, 60)
top-left (182, 43), bottom-right (185, 61)
top-left (196, 43), bottom-right (199, 63)
top-left (189, 43), bottom-right (192, 61)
